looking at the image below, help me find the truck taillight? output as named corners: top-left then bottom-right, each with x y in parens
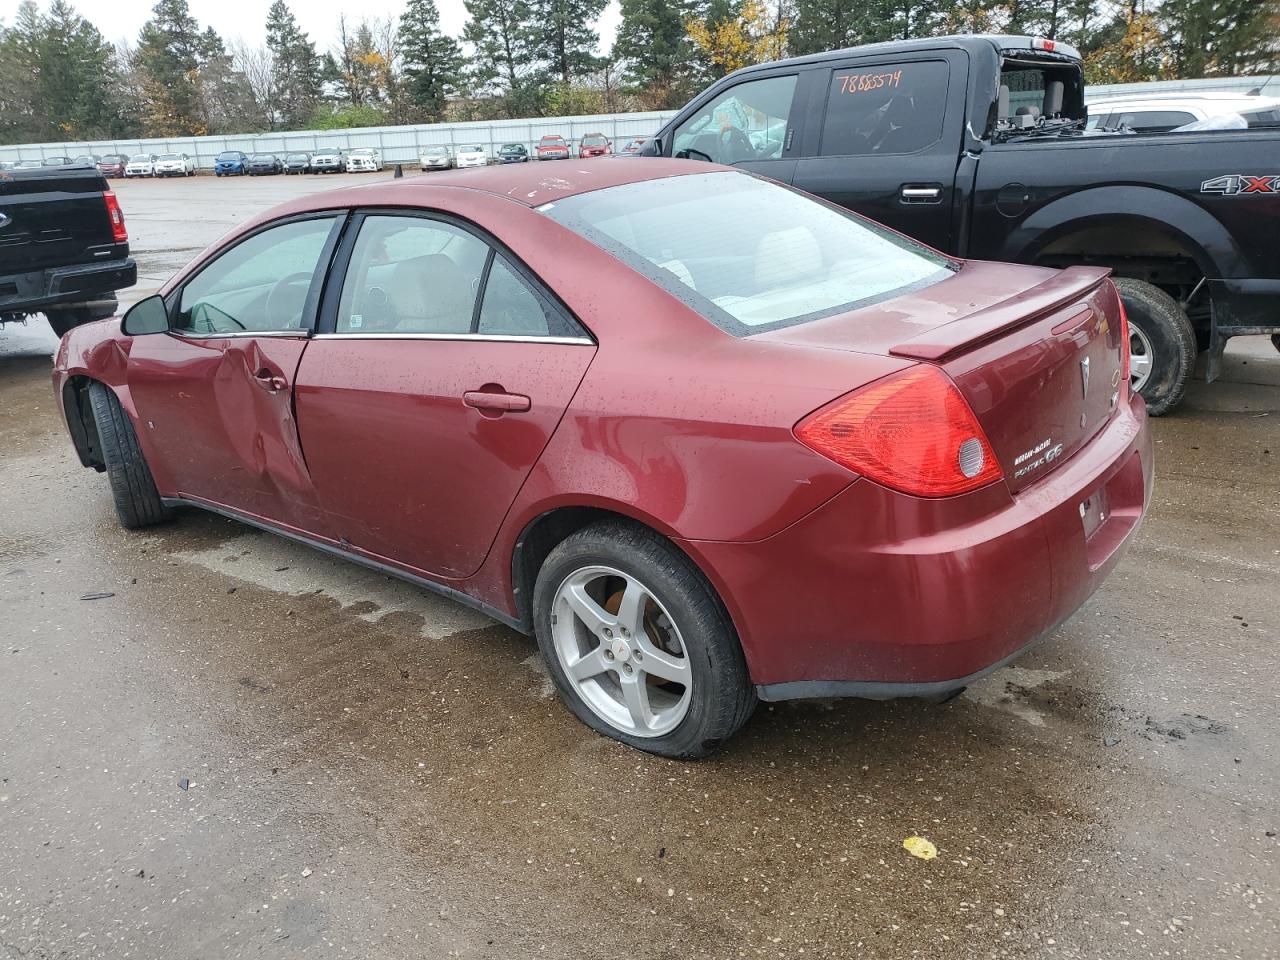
top-left (1032, 37), bottom-right (1057, 52)
top-left (1116, 289), bottom-right (1131, 389)
top-left (103, 190), bottom-right (127, 243)
top-left (794, 365), bottom-right (1004, 498)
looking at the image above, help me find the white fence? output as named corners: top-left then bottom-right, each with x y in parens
top-left (3, 73), bottom-right (1277, 168)
top-left (0, 110), bottom-right (678, 169)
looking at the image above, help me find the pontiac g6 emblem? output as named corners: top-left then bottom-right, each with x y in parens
top-left (1080, 357), bottom-right (1090, 397)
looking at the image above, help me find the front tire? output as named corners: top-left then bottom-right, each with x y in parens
top-left (1113, 277), bottom-right (1196, 417)
top-left (86, 382), bottom-right (173, 530)
top-left (532, 521), bottom-right (756, 758)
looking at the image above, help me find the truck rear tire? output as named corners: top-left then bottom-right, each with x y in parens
top-left (46, 302), bottom-right (115, 339)
top-left (1113, 278), bottom-right (1196, 417)
top-left (87, 382), bottom-right (173, 529)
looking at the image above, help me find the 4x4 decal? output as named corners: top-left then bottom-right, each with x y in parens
top-left (1201, 175), bottom-right (1280, 196)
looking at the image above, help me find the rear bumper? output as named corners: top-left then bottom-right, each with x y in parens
top-left (0, 257), bottom-right (136, 314)
top-left (684, 395), bottom-right (1153, 699)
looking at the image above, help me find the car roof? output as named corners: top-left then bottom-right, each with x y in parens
top-left (287, 157), bottom-right (714, 210)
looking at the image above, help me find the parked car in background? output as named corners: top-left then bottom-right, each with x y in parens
top-left (649, 33), bottom-right (1280, 415)
top-left (455, 144), bottom-right (488, 168)
top-left (419, 145), bottom-right (454, 170)
top-left (1, 164), bottom-right (135, 338)
top-left (310, 150), bottom-right (345, 174)
top-left (536, 135), bottom-right (570, 160)
top-left (618, 137), bottom-right (651, 156)
top-left (247, 154), bottom-right (283, 176)
top-left (214, 151), bottom-right (249, 176)
top-left (578, 133), bottom-right (612, 158)
top-left (1086, 91), bottom-right (1280, 132)
top-left (285, 152), bottom-right (312, 174)
top-left (124, 154), bottom-right (157, 178)
top-left (97, 155), bottom-right (128, 178)
top-left (497, 143), bottom-right (529, 163)
top-left (42, 156), bottom-right (74, 166)
top-left (14, 159), bottom-right (43, 170)
top-left (71, 155), bottom-right (100, 167)
top-left (345, 148), bottom-right (382, 173)
top-left (154, 153), bottom-right (196, 177)
top-left (54, 159), bottom-right (1151, 757)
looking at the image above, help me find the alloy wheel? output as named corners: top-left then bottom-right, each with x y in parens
top-left (1129, 322), bottom-right (1154, 393)
top-left (550, 565), bottom-right (693, 738)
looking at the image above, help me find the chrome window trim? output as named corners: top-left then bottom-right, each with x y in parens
top-left (169, 329), bottom-right (310, 340)
top-left (312, 332), bottom-right (594, 345)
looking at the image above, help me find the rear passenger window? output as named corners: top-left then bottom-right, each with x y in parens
top-left (820, 60), bottom-right (949, 156)
top-left (478, 256), bottom-right (578, 338)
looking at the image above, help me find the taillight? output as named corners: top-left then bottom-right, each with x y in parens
top-left (1116, 290), bottom-right (1131, 388)
top-left (103, 190), bottom-right (127, 243)
top-left (794, 365), bottom-right (1003, 498)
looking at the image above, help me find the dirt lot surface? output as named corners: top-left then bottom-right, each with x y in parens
top-left (1, 172), bottom-right (1277, 959)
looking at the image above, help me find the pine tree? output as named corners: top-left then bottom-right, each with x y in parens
top-left (463, 0), bottom-right (536, 95)
top-left (614, 0), bottom-right (696, 105)
top-left (398, 0), bottom-right (464, 119)
top-left (266, 1), bottom-right (322, 128)
top-left (135, 0), bottom-right (209, 134)
top-left (530, 0), bottom-right (608, 85)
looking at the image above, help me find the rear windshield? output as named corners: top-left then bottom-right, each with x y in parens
top-left (542, 171), bottom-right (954, 335)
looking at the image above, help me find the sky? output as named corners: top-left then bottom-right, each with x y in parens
top-left (1, 0), bottom-right (623, 55)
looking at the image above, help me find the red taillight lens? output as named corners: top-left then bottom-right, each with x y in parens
top-left (103, 190), bottom-right (127, 243)
top-left (794, 365), bottom-right (1004, 498)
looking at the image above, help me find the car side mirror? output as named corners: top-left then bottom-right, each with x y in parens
top-left (121, 294), bottom-right (170, 336)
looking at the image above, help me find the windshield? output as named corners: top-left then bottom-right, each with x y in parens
top-left (288, 153), bottom-right (309, 161)
top-left (501, 143), bottom-right (523, 151)
top-left (424, 146), bottom-right (448, 155)
top-left (461, 145), bottom-right (483, 152)
top-left (542, 171), bottom-right (954, 335)
top-left (129, 155), bottom-right (150, 162)
top-left (217, 152), bottom-right (240, 160)
top-left (541, 137), bottom-right (564, 145)
top-left (158, 154), bottom-right (180, 160)
top-left (352, 149), bottom-right (374, 156)
top-left (582, 135), bottom-right (607, 145)
top-left (252, 154), bottom-right (273, 160)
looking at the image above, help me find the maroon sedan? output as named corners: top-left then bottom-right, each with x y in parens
top-left (52, 160), bottom-right (1152, 757)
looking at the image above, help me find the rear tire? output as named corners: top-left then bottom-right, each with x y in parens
top-left (86, 382), bottom-right (173, 530)
top-left (1113, 277), bottom-right (1196, 417)
top-left (532, 521), bottom-right (756, 758)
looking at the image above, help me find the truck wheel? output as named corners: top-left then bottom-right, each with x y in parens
top-left (532, 521), bottom-right (756, 758)
top-left (1272, 334), bottom-right (1280, 354)
top-left (86, 382), bottom-right (173, 530)
top-left (46, 302), bottom-right (114, 338)
top-left (1113, 278), bottom-right (1196, 417)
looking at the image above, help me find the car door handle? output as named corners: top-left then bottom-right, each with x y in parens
top-left (253, 369), bottom-right (287, 392)
top-left (900, 185), bottom-right (943, 203)
top-left (463, 390), bottom-right (531, 413)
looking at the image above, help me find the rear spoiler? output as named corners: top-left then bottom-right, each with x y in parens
top-left (889, 265), bottom-right (1112, 362)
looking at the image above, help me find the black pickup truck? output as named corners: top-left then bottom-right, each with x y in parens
top-left (644, 34), bottom-right (1280, 414)
top-left (0, 165), bottom-right (137, 338)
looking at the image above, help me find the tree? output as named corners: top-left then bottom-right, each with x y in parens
top-left (135, 0), bottom-right (209, 134)
top-left (397, 0), bottom-right (464, 119)
top-left (463, 0), bottom-right (537, 96)
top-left (613, 0), bottom-right (697, 106)
top-left (530, 0), bottom-right (608, 85)
top-left (686, 0), bottom-right (789, 75)
top-left (266, 0), bottom-right (322, 128)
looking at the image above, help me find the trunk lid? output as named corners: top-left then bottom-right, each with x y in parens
top-left (762, 262), bottom-right (1127, 493)
top-left (0, 167), bottom-right (116, 273)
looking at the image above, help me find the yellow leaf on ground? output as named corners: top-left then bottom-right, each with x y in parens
top-left (903, 836), bottom-right (937, 860)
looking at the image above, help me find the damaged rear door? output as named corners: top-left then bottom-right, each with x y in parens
top-left (126, 214), bottom-right (343, 533)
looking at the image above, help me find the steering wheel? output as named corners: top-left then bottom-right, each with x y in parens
top-left (718, 125), bottom-right (756, 164)
top-left (266, 272), bottom-right (313, 329)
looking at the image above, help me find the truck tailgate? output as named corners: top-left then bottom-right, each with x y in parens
top-left (0, 169), bottom-right (116, 273)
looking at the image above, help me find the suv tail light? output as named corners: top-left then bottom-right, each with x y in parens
top-left (103, 190), bottom-right (127, 243)
top-left (794, 365), bottom-right (1003, 498)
